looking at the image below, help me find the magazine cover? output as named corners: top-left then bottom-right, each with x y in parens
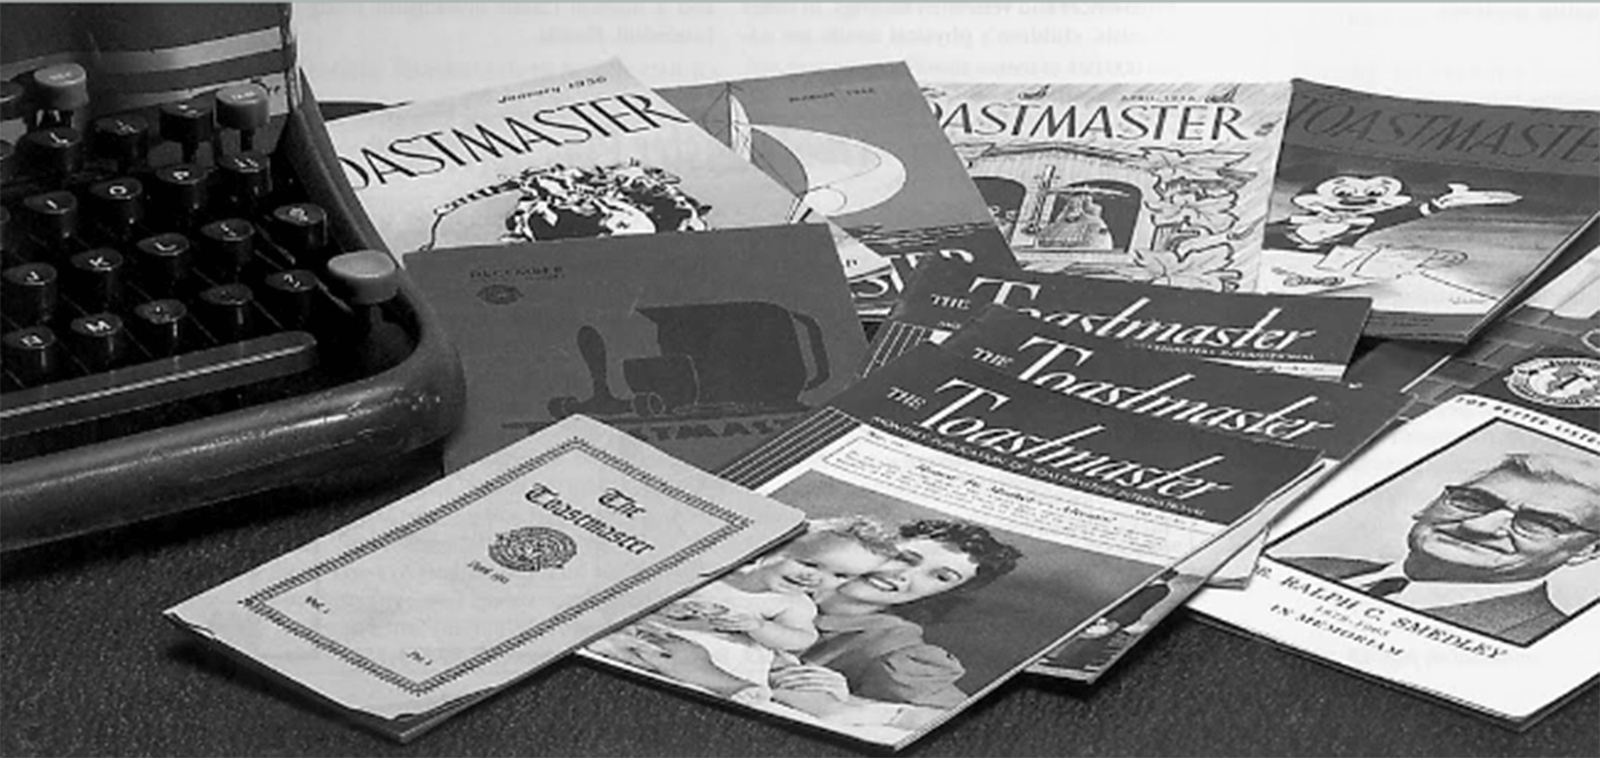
top-left (1257, 79), bottom-right (1600, 342)
top-left (325, 59), bottom-right (882, 280)
top-left (663, 63), bottom-right (1019, 317)
top-left (925, 81), bottom-right (1291, 291)
top-left (1189, 353), bottom-right (1600, 727)
top-left (866, 257), bottom-right (1371, 379)
top-left (930, 305), bottom-right (1404, 681)
top-left (1346, 232), bottom-right (1600, 422)
top-left (579, 343), bottom-right (1322, 748)
top-left (407, 225), bottom-right (869, 473)
top-left (164, 416), bottom-right (806, 741)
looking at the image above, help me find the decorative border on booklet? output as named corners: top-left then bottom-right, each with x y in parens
top-left (238, 437), bottom-right (752, 696)
top-left (720, 408), bottom-right (859, 488)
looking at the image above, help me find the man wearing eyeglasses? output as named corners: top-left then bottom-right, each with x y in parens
top-left (1282, 452), bottom-right (1600, 645)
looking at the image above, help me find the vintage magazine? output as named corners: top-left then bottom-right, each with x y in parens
top-left (324, 58), bottom-right (884, 281)
top-left (578, 343), bottom-right (1322, 748)
top-left (867, 258), bottom-right (1371, 380)
top-left (1346, 233), bottom-right (1600, 423)
top-left (1188, 353), bottom-right (1600, 727)
top-left (163, 415), bottom-right (806, 741)
top-left (922, 305), bottom-right (1405, 682)
top-left (662, 63), bottom-right (1018, 318)
top-left (925, 81), bottom-right (1291, 291)
top-left (1257, 79), bottom-right (1600, 343)
top-left (407, 225), bottom-right (869, 473)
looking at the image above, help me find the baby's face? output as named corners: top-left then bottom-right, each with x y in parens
top-left (754, 538), bottom-right (889, 597)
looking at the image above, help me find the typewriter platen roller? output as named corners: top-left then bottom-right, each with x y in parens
top-left (0, 4), bottom-right (465, 550)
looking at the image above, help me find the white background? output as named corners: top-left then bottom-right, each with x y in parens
top-left (294, 2), bottom-right (1600, 110)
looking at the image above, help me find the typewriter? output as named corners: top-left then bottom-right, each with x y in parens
top-left (0, 4), bottom-right (464, 551)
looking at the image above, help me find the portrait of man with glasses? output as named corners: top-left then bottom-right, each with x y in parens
top-left (1273, 422), bottom-right (1600, 646)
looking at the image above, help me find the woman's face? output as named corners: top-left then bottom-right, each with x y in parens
top-left (832, 537), bottom-right (979, 607)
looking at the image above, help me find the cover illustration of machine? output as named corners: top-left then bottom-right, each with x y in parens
top-left (662, 63), bottom-right (1019, 317)
top-left (925, 81), bottom-right (1291, 292)
top-left (1189, 351), bottom-right (1600, 728)
top-left (579, 343), bottom-right (1322, 748)
top-left (1256, 79), bottom-right (1600, 343)
top-left (323, 59), bottom-right (881, 280)
top-left (407, 224), bottom-right (869, 473)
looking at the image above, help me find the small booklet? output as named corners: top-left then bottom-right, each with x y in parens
top-left (163, 415), bottom-right (806, 741)
top-left (662, 63), bottom-right (1019, 318)
top-left (925, 306), bottom-right (1403, 681)
top-left (1188, 352), bottom-right (1600, 728)
top-left (867, 257), bottom-right (1371, 380)
top-left (1257, 79), bottom-right (1600, 343)
top-left (925, 80), bottom-right (1291, 291)
top-left (406, 224), bottom-right (868, 473)
top-left (578, 342), bottom-right (1322, 748)
top-left (323, 59), bottom-right (881, 281)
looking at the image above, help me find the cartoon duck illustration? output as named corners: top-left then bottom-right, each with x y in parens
top-left (1264, 175), bottom-right (1521, 254)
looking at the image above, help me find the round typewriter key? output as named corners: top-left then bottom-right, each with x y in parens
top-left (20, 190), bottom-right (80, 249)
top-left (261, 269), bottom-right (319, 329)
top-left (92, 114), bottom-right (151, 172)
top-left (0, 80), bottom-right (28, 122)
top-left (215, 83), bottom-right (269, 152)
top-left (87, 177), bottom-right (145, 241)
top-left (216, 151), bottom-right (273, 212)
top-left (2, 262), bottom-right (58, 325)
top-left (3, 325), bottom-right (61, 385)
top-left (272, 203), bottom-right (329, 261)
top-left (131, 298), bottom-right (190, 356)
top-left (198, 283), bottom-right (256, 341)
top-left (0, 140), bottom-right (14, 185)
top-left (199, 218), bottom-right (256, 280)
top-left (134, 232), bottom-right (193, 296)
top-left (159, 98), bottom-right (215, 162)
top-left (152, 163), bottom-right (209, 230)
top-left (69, 312), bottom-right (128, 371)
top-left (67, 248), bottom-right (126, 310)
top-left (21, 126), bottom-right (84, 180)
top-left (33, 63), bottom-right (89, 113)
top-left (326, 250), bottom-right (399, 305)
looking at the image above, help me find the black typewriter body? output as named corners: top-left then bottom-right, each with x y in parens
top-left (0, 4), bottom-right (465, 550)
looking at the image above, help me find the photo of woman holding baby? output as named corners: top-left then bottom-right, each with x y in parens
top-left (598, 516), bottom-right (1023, 733)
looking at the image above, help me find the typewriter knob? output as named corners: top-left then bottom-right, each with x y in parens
top-left (68, 312), bottom-right (129, 371)
top-left (215, 83), bottom-right (270, 153)
top-left (32, 63), bottom-right (88, 128)
top-left (33, 64), bottom-right (89, 109)
top-left (3, 262), bottom-right (59, 325)
top-left (3, 325), bottom-right (60, 386)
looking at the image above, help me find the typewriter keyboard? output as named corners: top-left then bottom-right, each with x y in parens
top-left (1, 64), bottom-right (405, 463)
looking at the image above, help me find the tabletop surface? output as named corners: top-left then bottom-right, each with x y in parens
top-left (5, 3), bottom-right (1600, 755)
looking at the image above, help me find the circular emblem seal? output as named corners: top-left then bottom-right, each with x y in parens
top-left (476, 284), bottom-right (522, 305)
top-left (1505, 356), bottom-right (1600, 409)
top-left (489, 527), bottom-right (577, 572)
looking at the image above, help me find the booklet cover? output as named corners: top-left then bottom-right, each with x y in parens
top-left (163, 415), bottom-right (807, 741)
top-left (578, 343), bottom-right (1322, 748)
top-left (407, 224), bottom-right (869, 473)
top-left (325, 59), bottom-right (882, 280)
top-left (1188, 353), bottom-right (1600, 727)
top-left (1257, 79), bottom-right (1600, 342)
top-left (662, 63), bottom-right (1019, 317)
top-left (925, 81), bottom-right (1291, 291)
top-left (927, 306), bottom-right (1404, 680)
top-left (866, 258), bottom-right (1371, 380)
